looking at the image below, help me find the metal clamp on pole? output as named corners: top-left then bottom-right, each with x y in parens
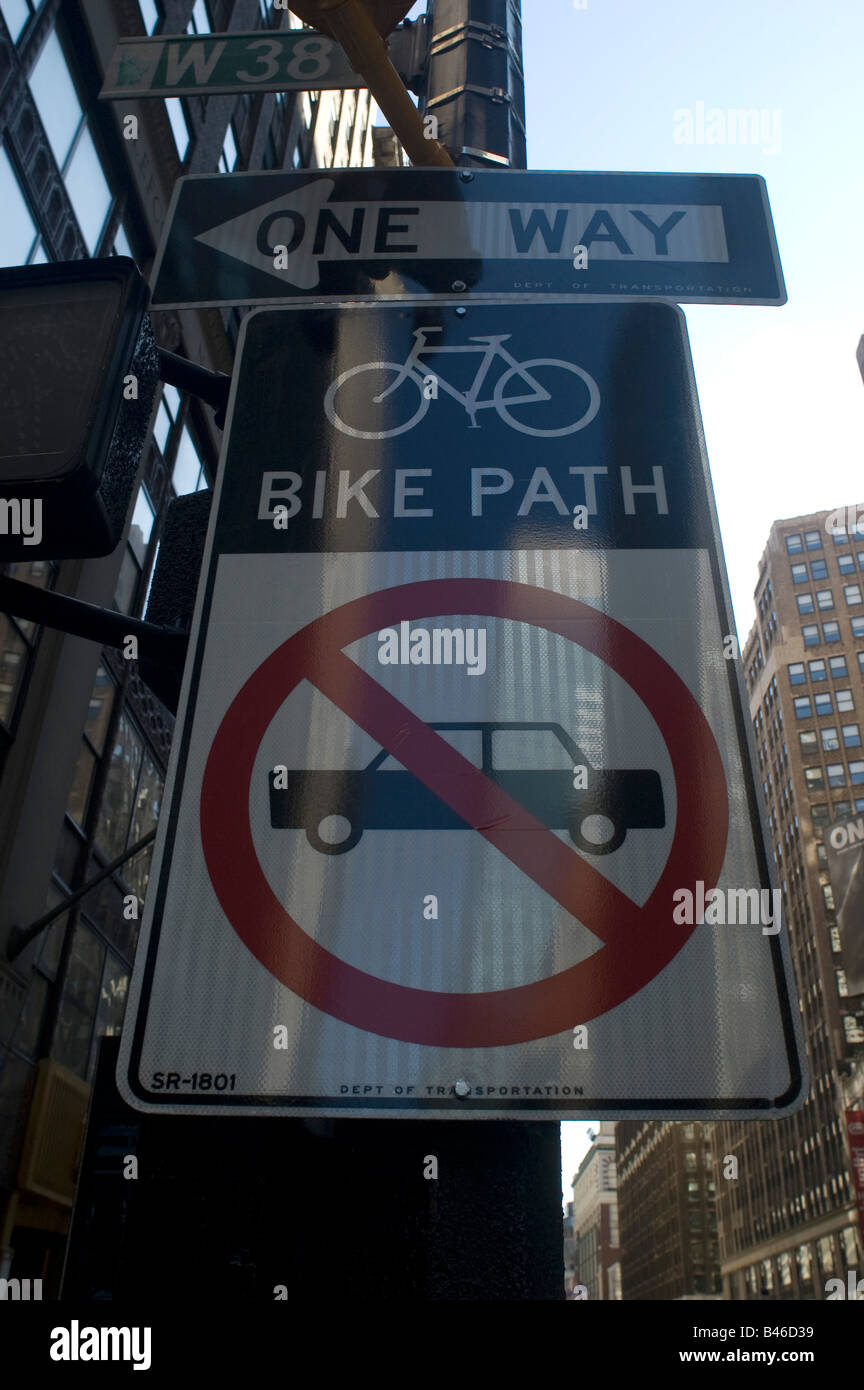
top-left (429, 18), bottom-right (510, 57)
top-left (421, 0), bottom-right (527, 170)
top-left (426, 83), bottom-right (511, 109)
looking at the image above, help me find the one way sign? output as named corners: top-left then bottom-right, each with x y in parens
top-left (150, 168), bottom-right (785, 308)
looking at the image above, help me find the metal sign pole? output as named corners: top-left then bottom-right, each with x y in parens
top-left (64, 0), bottom-right (564, 1304)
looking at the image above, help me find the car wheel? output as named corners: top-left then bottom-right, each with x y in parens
top-left (570, 814), bottom-right (626, 855)
top-left (306, 812), bottom-right (363, 855)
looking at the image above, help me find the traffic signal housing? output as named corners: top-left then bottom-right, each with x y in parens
top-left (0, 258), bottom-right (158, 560)
top-left (289, 2), bottom-right (417, 38)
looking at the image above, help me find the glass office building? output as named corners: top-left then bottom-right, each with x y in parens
top-left (0, 0), bottom-right (381, 1292)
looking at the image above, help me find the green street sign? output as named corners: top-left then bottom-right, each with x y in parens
top-left (100, 30), bottom-right (365, 100)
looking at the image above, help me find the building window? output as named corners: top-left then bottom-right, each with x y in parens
top-left (811, 803), bottom-right (829, 826)
top-left (816, 589), bottom-right (834, 609)
top-left (829, 655), bottom-right (848, 678)
top-left (138, 0), bottom-right (161, 32)
top-left (799, 730), bottom-right (817, 753)
top-left (153, 383), bottom-right (181, 455)
top-left (796, 593), bottom-right (814, 615)
top-left (826, 763), bottom-right (845, 788)
top-left (115, 484), bottom-right (156, 616)
top-left (1, 561), bottom-right (58, 733)
top-left (850, 761), bottom-right (864, 785)
top-left (65, 665), bottom-right (117, 828)
top-left (858, 551), bottom-right (864, 573)
top-left (793, 696), bottom-right (812, 718)
top-left (823, 621), bottom-right (841, 643)
top-left (165, 99), bottom-right (190, 160)
top-left (790, 562), bottom-right (808, 584)
top-left (844, 584), bottom-right (863, 606)
top-left (29, 30), bottom-right (82, 167)
top-left (843, 723), bottom-right (861, 748)
top-left (0, 144), bottom-right (39, 266)
top-left (50, 923), bottom-right (104, 1078)
top-left (65, 127), bottom-right (113, 253)
top-left (805, 530), bottom-right (822, 551)
top-left (112, 220), bottom-right (134, 260)
top-left (805, 768), bottom-right (824, 791)
top-left (815, 692), bottom-right (834, 715)
top-left (0, 0), bottom-right (37, 41)
top-left (172, 426), bottom-right (208, 495)
top-left (93, 712), bottom-right (162, 873)
top-left (838, 554), bottom-right (856, 575)
top-left (820, 727), bottom-right (839, 752)
top-left (785, 534), bottom-right (803, 554)
top-left (802, 624), bottom-right (819, 647)
top-left (851, 617), bottom-right (864, 638)
top-left (840, 1228), bottom-right (859, 1265)
top-left (811, 559), bottom-right (828, 580)
top-left (842, 1015), bottom-right (864, 1045)
top-left (186, 0), bottom-right (210, 33)
top-left (0, 610), bottom-right (30, 730)
top-left (808, 660), bottom-right (827, 682)
top-left (30, 30), bottom-right (114, 253)
top-left (219, 123), bottom-right (238, 173)
top-left (818, 1236), bottom-right (835, 1274)
top-left (788, 663), bottom-right (806, 686)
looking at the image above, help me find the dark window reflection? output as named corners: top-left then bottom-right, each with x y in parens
top-left (95, 714), bottom-right (143, 859)
top-left (51, 924), bottom-right (104, 1078)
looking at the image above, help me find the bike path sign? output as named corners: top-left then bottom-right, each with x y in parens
top-left (150, 168), bottom-right (786, 307)
top-left (117, 300), bottom-right (804, 1118)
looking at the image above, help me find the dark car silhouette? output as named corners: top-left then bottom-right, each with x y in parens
top-left (269, 721), bottom-right (664, 856)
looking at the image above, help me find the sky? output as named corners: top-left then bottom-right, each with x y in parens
top-left (522, 0), bottom-right (864, 629)
top-left (396, 0), bottom-right (864, 1202)
top-left (523, 0), bottom-right (864, 1204)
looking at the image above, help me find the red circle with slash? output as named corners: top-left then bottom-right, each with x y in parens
top-left (200, 578), bottom-right (728, 1046)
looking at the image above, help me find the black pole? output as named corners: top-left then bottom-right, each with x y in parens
top-left (63, 0), bottom-right (563, 1305)
top-left (158, 348), bottom-right (231, 429)
top-left (423, 0), bottom-right (527, 168)
top-left (0, 576), bottom-right (188, 670)
top-left (422, 0), bottom-right (564, 1300)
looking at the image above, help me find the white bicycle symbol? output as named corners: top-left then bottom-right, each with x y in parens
top-left (323, 327), bottom-right (601, 440)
